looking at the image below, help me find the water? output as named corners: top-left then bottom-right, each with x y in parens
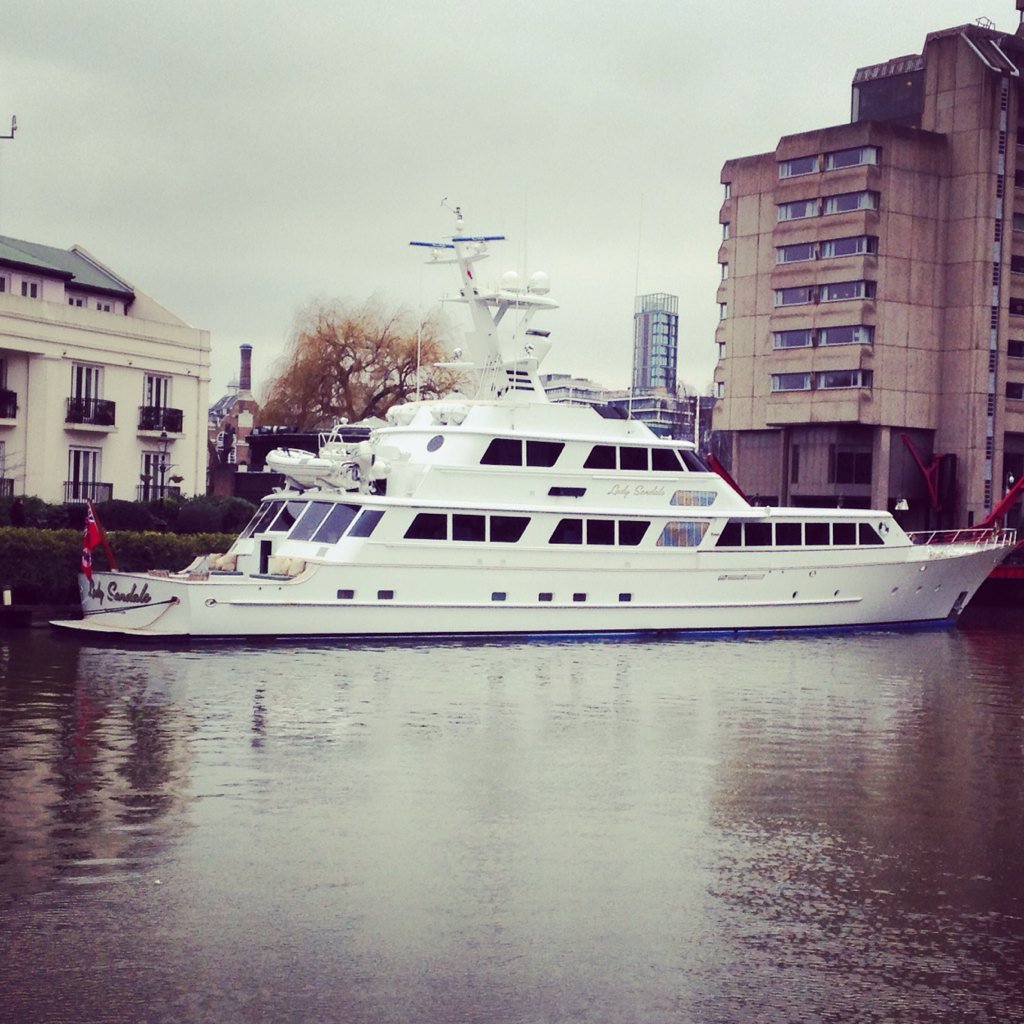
top-left (2, 609), bottom-right (1023, 1023)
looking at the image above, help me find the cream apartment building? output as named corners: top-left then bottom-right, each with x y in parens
top-left (0, 236), bottom-right (210, 504)
top-left (714, 13), bottom-right (1024, 530)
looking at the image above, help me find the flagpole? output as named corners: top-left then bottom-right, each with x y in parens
top-left (87, 498), bottom-right (118, 571)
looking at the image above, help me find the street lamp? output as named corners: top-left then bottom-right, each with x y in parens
top-left (158, 431), bottom-right (169, 496)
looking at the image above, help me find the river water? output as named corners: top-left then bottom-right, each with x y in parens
top-left (1, 608), bottom-right (1023, 1024)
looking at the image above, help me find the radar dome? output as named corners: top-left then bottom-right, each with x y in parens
top-left (500, 270), bottom-right (523, 292)
top-left (528, 271), bottom-right (550, 295)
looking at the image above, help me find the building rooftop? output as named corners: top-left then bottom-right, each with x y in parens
top-left (0, 235), bottom-right (135, 299)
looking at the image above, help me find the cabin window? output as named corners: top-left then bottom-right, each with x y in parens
top-left (618, 521), bottom-right (650, 546)
top-left (671, 490), bottom-right (717, 507)
top-left (805, 522), bottom-right (830, 545)
top-left (550, 518), bottom-right (584, 544)
top-left (745, 522), bottom-right (772, 546)
top-left (491, 592), bottom-right (507, 601)
top-left (405, 513), bottom-right (448, 540)
top-left (620, 447), bottom-right (648, 471)
top-left (775, 522), bottom-right (803, 545)
top-left (311, 503), bottom-right (361, 544)
top-left (490, 516), bottom-right (529, 543)
top-left (348, 509), bottom-right (384, 538)
top-left (453, 514), bottom-right (486, 542)
top-left (859, 523), bottom-right (884, 545)
top-left (658, 521), bottom-right (709, 547)
top-left (244, 501), bottom-right (281, 537)
top-left (716, 521), bottom-right (743, 547)
top-left (586, 519), bottom-right (616, 545)
top-left (539, 592), bottom-right (553, 602)
top-left (525, 440), bottom-right (564, 467)
top-left (549, 486), bottom-right (586, 497)
top-left (288, 501), bottom-right (334, 541)
top-left (377, 590), bottom-right (394, 600)
top-left (584, 445), bottom-right (616, 469)
top-left (651, 449), bottom-right (682, 472)
top-left (573, 593), bottom-right (587, 602)
top-left (481, 438), bottom-right (522, 466)
top-left (266, 500), bottom-right (307, 533)
top-left (678, 450), bottom-right (709, 471)
top-left (619, 593), bottom-right (632, 602)
top-left (337, 589), bottom-right (354, 600)
top-left (833, 522), bottom-right (857, 545)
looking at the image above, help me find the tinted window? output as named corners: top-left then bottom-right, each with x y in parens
top-left (247, 501), bottom-right (283, 536)
top-left (584, 445), bottom-right (616, 469)
top-left (348, 509), bottom-right (383, 538)
top-left (491, 516), bottom-right (529, 543)
top-left (678, 450), bottom-right (708, 471)
top-left (267, 500), bottom-right (306, 532)
top-left (481, 438), bottom-right (522, 466)
top-left (587, 519), bottom-right (615, 545)
top-left (745, 522), bottom-right (772, 546)
top-left (620, 447), bottom-right (648, 471)
top-left (775, 522), bottom-right (803, 545)
top-left (618, 521), bottom-right (650, 546)
top-left (859, 523), bottom-right (884, 545)
top-left (716, 521), bottom-right (743, 547)
top-left (405, 513), bottom-right (447, 540)
top-left (833, 522), bottom-right (857, 545)
top-left (312, 503), bottom-right (361, 543)
top-left (805, 522), bottom-right (830, 545)
top-left (651, 448), bottom-right (681, 472)
top-left (525, 440), bottom-right (564, 467)
top-left (550, 518), bottom-right (584, 544)
top-left (452, 514), bottom-right (486, 542)
top-left (288, 501), bottom-right (334, 541)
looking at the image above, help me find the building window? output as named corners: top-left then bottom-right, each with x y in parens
top-left (144, 373), bottom-right (170, 410)
top-left (791, 444), bottom-right (800, 484)
top-left (722, 222), bottom-right (730, 240)
top-left (776, 242), bottom-right (816, 264)
top-left (819, 325), bottom-right (874, 346)
top-left (714, 381), bottom-right (725, 399)
top-left (96, 301), bottom-right (112, 313)
top-left (774, 285), bottom-right (815, 307)
top-left (777, 199), bottom-right (817, 221)
top-left (1007, 381), bottom-right (1024, 400)
top-left (820, 235), bottom-right (878, 258)
top-left (820, 280), bottom-right (875, 302)
top-left (719, 302), bottom-right (728, 320)
top-left (1012, 256), bottom-right (1024, 274)
top-left (772, 329), bottom-right (814, 349)
top-left (720, 262), bottom-right (729, 280)
top-left (817, 369), bottom-right (873, 390)
top-left (1010, 298), bottom-right (1024, 317)
top-left (67, 446), bottom-right (102, 502)
top-left (20, 280), bottom-right (40, 299)
top-left (1009, 339), bottom-right (1024, 358)
top-left (0, 275), bottom-right (7, 292)
top-left (723, 181), bottom-right (732, 199)
top-left (779, 155), bottom-right (819, 178)
top-left (823, 191), bottom-right (879, 214)
top-left (824, 146), bottom-right (880, 169)
top-left (829, 447), bottom-right (873, 484)
top-left (68, 296), bottom-right (85, 307)
top-left (1014, 214), bottom-right (1024, 233)
top-left (771, 372), bottom-right (812, 392)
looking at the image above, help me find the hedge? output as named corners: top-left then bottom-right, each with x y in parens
top-left (0, 527), bottom-right (238, 605)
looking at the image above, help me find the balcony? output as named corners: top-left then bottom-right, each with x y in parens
top-left (66, 397), bottom-right (116, 427)
top-left (138, 405), bottom-right (184, 433)
top-left (0, 389), bottom-right (17, 419)
top-left (137, 482), bottom-right (182, 502)
top-left (64, 481), bottom-right (113, 504)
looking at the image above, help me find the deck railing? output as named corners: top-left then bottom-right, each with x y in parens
top-left (908, 527), bottom-right (1017, 548)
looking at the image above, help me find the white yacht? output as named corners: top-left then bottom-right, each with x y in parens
top-left (54, 213), bottom-right (1015, 639)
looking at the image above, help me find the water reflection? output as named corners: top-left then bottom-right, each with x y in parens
top-left (0, 619), bottom-right (1022, 1022)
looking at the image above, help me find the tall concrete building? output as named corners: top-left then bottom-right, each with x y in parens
top-left (632, 293), bottom-right (678, 394)
top-left (713, 10), bottom-right (1024, 528)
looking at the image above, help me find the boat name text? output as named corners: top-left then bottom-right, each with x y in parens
top-left (607, 484), bottom-right (667, 498)
top-left (88, 580), bottom-right (153, 607)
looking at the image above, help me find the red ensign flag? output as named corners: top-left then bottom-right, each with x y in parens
top-left (81, 505), bottom-right (101, 580)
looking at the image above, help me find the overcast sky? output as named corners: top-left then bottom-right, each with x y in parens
top-left (0, 1), bottom-right (1016, 401)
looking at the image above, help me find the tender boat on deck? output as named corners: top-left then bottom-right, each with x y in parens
top-left (52, 211), bottom-right (1016, 639)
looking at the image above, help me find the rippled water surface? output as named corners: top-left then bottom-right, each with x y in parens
top-left (2, 609), bottom-right (1024, 1023)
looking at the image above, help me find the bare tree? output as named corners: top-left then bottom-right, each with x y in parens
top-left (257, 298), bottom-right (462, 429)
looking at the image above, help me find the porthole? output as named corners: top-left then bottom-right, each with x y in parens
top-left (427, 435), bottom-right (445, 452)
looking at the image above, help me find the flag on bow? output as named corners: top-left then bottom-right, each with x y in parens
top-left (81, 503), bottom-right (101, 581)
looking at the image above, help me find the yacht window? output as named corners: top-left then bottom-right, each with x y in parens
top-left (377, 590), bottom-right (394, 600)
top-left (539, 592), bottom-right (553, 602)
top-left (526, 440), bottom-right (564, 467)
top-left (405, 513), bottom-right (448, 540)
top-left (658, 521), bottom-right (710, 547)
top-left (618, 521), bottom-right (650, 546)
top-left (266, 500), bottom-right (307, 533)
top-left (775, 522), bottom-right (803, 545)
top-left (833, 522), bottom-right (856, 545)
top-left (573, 593), bottom-right (587, 602)
top-left (619, 593), bottom-right (632, 602)
top-left (651, 449), bottom-right (682, 472)
top-left (716, 521), bottom-right (743, 547)
top-left (805, 522), bottom-right (830, 545)
top-left (549, 486), bottom-right (586, 497)
top-left (859, 523), bottom-right (884, 545)
top-left (490, 516), bottom-right (529, 543)
top-left (426, 435), bottom-right (445, 452)
top-left (491, 592), bottom-right (507, 601)
top-left (337, 589), bottom-right (355, 600)
top-left (348, 509), bottom-right (384, 538)
top-left (311, 503), bottom-right (361, 544)
top-left (584, 445), bottom-right (616, 469)
top-left (481, 438), bottom-right (522, 466)
top-left (671, 490), bottom-right (717, 507)
top-left (678, 450), bottom-right (709, 472)
top-left (620, 447), bottom-right (648, 471)
top-left (550, 518), bottom-right (584, 544)
top-left (745, 522), bottom-right (772, 546)
top-left (587, 519), bottom-right (616, 545)
top-left (245, 501), bottom-right (281, 537)
top-left (288, 501), bottom-right (334, 541)
top-left (453, 514), bottom-right (486, 542)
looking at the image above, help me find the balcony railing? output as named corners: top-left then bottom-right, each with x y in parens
top-left (137, 483), bottom-right (182, 502)
top-left (66, 397), bottom-right (116, 426)
top-left (0, 389), bottom-right (17, 418)
top-left (138, 405), bottom-right (184, 432)
top-left (63, 481), bottom-right (113, 504)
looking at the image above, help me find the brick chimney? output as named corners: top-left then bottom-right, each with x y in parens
top-left (239, 344), bottom-right (253, 395)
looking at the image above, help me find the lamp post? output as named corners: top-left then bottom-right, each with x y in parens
top-left (158, 431), bottom-right (169, 497)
